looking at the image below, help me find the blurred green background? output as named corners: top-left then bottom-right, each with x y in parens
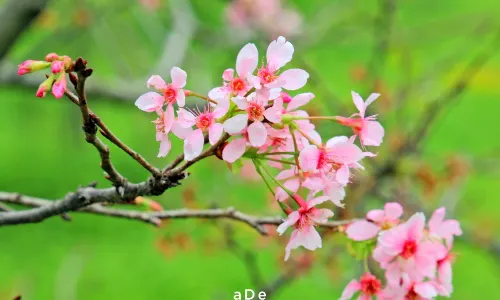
top-left (1, 0), bottom-right (499, 299)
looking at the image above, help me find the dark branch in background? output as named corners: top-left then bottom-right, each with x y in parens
top-left (0, 0), bottom-right (49, 60)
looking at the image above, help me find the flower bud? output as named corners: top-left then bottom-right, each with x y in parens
top-left (36, 74), bottom-right (56, 98)
top-left (17, 60), bottom-right (51, 76)
top-left (280, 92), bottom-right (292, 103)
top-left (45, 53), bottom-right (59, 62)
top-left (51, 60), bottom-right (65, 74)
top-left (52, 72), bottom-right (67, 99)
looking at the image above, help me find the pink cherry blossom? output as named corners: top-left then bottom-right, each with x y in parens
top-left (383, 274), bottom-right (440, 300)
top-left (346, 202), bottom-right (403, 241)
top-left (135, 67), bottom-right (187, 113)
top-left (341, 273), bottom-right (383, 300)
top-left (337, 91), bottom-right (384, 147)
top-left (299, 136), bottom-right (374, 185)
top-left (177, 98), bottom-right (229, 161)
top-left (435, 247), bottom-right (455, 297)
top-left (373, 213), bottom-right (443, 284)
top-left (249, 36), bottom-right (309, 91)
top-left (219, 44), bottom-right (258, 97)
top-left (51, 60), bottom-right (64, 74)
top-left (264, 92), bottom-right (314, 123)
top-left (276, 194), bottom-right (333, 260)
top-left (428, 207), bottom-right (462, 247)
top-left (222, 136), bottom-right (248, 163)
top-left (223, 92), bottom-right (272, 147)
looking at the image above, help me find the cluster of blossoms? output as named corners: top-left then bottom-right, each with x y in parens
top-left (342, 203), bottom-right (462, 299)
top-left (134, 36), bottom-right (385, 260)
top-left (18, 53), bottom-right (70, 99)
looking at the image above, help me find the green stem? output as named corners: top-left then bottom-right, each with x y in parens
top-left (252, 159), bottom-right (275, 196)
top-left (255, 160), bottom-right (295, 197)
top-left (258, 157), bottom-right (296, 165)
top-left (258, 151), bottom-right (298, 156)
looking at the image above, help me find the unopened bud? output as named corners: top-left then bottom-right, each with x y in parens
top-left (280, 92), bottom-right (292, 103)
top-left (51, 60), bottom-right (65, 74)
top-left (45, 53), bottom-right (59, 62)
top-left (35, 74), bottom-right (56, 98)
top-left (18, 60), bottom-right (51, 76)
top-left (52, 72), bottom-right (67, 99)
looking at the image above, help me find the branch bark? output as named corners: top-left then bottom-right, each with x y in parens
top-left (0, 191), bottom-right (356, 234)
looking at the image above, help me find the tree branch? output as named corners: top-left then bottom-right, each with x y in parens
top-left (0, 191), bottom-right (356, 234)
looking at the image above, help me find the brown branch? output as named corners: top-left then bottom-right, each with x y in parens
top-left (0, 191), bottom-right (356, 234)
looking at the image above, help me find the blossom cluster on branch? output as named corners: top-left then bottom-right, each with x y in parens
top-left (16, 35), bottom-right (462, 300)
top-left (133, 36), bottom-right (385, 260)
top-left (342, 203), bottom-right (462, 299)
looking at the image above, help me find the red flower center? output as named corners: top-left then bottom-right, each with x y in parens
top-left (401, 240), bottom-right (418, 259)
top-left (163, 85), bottom-right (177, 103)
top-left (230, 78), bottom-right (246, 93)
top-left (195, 113), bottom-right (213, 131)
top-left (359, 273), bottom-right (381, 295)
top-left (257, 67), bottom-right (277, 84)
top-left (247, 102), bottom-right (265, 121)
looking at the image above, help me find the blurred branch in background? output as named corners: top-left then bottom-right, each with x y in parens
top-left (0, 0), bottom-right (49, 60)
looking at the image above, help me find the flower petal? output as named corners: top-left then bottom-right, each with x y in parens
top-left (279, 69), bottom-right (309, 90)
top-left (247, 121), bottom-right (267, 147)
top-left (266, 36), bottom-right (294, 70)
top-left (135, 92), bottom-right (164, 112)
top-left (346, 220), bottom-right (380, 241)
top-left (384, 202), bottom-right (403, 220)
top-left (236, 43), bottom-right (258, 77)
top-left (287, 92), bottom-right (314, 111)
top-left (208, 123), bottom-right (224, 145)
top-left (176, 89), bottom-right (185, 107)
top-left (351, 91), bottom-right (366, 117)
top-left (147, 75), bottom-right (167, 90)
top-left (365, 93), bottom-right (381, 107)
top-left (222, 138), bottom-right (247, 163)
top-left (184, 129), bottom-right (204, 161)
top-left (157, 135), bottom-right (171, 157)
top-left (177, 108), bottom-right (196, 128)
top-left (340, 280), bottom-right (361, 300)
top-left (223, 114), bottom-right (249, 134)
top-left (298, 145), bottom-right (320, 172)
top-left (276, 211), bottom-right (300, 235)
top-left (222, 68), bottom-right (234, 81)
top-left (170, 67), bottom-right (187, 88)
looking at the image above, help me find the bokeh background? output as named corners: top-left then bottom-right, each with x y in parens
top-left (1, 0), bottom-right (499, 299)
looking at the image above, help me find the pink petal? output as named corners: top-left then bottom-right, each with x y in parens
top-left (208, 123), bottom-right (223, 145)
top-left (164, 104), bottom-right (175, 133)
top-left (309, 208), bottom-right (334, 223)
top-left (279, 69), bottom-right (309, 90)
top-left (307, 196), bottom-right (330, 208)
top-left (406, 212), bottom-right (426, 241)
top-left (177, 108), bottom-right (196, 128)
top-left (171, 121), bottom-right (193, 139)
top-left (236, 43), bottom-right (258, 77)
top-left (208, 87), bottom-right (226, 100)
top-left (147, 75), bottom-right (167, 90)
top-left (336, 164), bottom-right (350, 185)
top-left (213, 97), bottom-right (230, 118)
top-left (184, 129), bottom-right (204, 161)
top-left (346, 220), bottom-right (380, 241)
top-left (294, 225), bottom-right (322, 251)
top-left (276, 211), bottom-right (300, 235)
top-left (135, 92), bottom-right (164, 112)
top-left (276, 178), bottom-right (300, 202)
top-left (384, 202), bottom-right (403, 220)
top-left (367, 209), bottom-right (385, 223)
top-left (222, 138), bottom-right (247, 163)
top-left (324, 182), bottom-right (346, 207)
top-left (275, 167), bottom-right (297, 180)
top-left (223, 114), bottom-right (248, 134)
top-left (222, 68), bottom-right (234, 81)
top-left (170, 66), bottom-right (187, 88)
top-left (266, 36), bottom-right (294, 70)
top-left (263, 106), bottom-right (282, 123)
top-left (286, 92), bottom-right (314, 111)
top-left (157, 135), bottom-right (171, 157)
top-left (365, 93), bottom-right (381, 107)
top-left (351, 91), bottom-right (366, 117)
top-left (360, 121), bottom-right (384, 146)
top-left (298, 145), bottom-right (320, 172)
top-left (232, 96), bottom-right (248, 110)
top-left (325, 136), bottom-right (349, 148)
top-left (176, 88), bottom-right (185, 107)
top-left (329, 142), bottom-right (365, 164)
top-left (340, 280), bottom-right (361, 300)
top-left (414, 282), bottom-right (438, 299)
top-left (247, 121), bottom-right (267, 147)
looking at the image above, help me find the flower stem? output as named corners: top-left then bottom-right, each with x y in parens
top-left (292, 124), bottom-right (321, 147)
top-left (252, 159), bottom-right (275, 196)
top-left (289, 127), bottom-right (302, 169)
top-left (186, 91), bottom-right (218, 104)
top-left (255, 160), bottom-right (295, 198)
top-left (258, 157), bottom-right (296, 165)
top-left (258, 151), bottom-right (298, 156)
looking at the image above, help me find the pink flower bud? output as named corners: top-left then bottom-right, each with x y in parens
top-left (45, 53), bottom-right (59, 62)
top-left (51, 60), bottom-right (64, 74)
top-left (17, 60), bottom-right (51, 76)
top-left (280, 92), bottom-right (292, 103)
top-left (36, 85), bottom-right (48, 98)
top-left (52, 73), bottom-right (67, 99)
